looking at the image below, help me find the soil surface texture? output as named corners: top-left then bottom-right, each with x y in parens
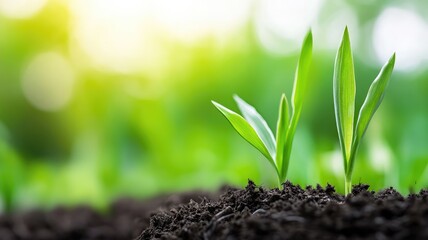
top-left (0, 190), bottom-right (218, 240)
top-left (139, 180), bottom-right (428, 240)
top-left (1, 181), bottom-right (428, 240)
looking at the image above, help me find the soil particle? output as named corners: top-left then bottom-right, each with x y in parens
top-left (139, 180), bottom-right (428, 240)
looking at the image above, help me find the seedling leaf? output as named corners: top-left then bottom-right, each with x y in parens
top-left (233, 95), bottom-right (276, 159)
top-left (291, 30), bottom-right (313, 113)
top-left (333, 27), bottom-right (356, 166)
top-left (275, 94), bottom-right (289, 172)
top-left (333, 27), bottom-right (395, 194)
top-left (354, 53), bottom-right (395, 144)
top-left (211, 101), bottom-right (276, 169)
top-left (279, 30), bottom-right (313, 182)
top-left (212, 30), bottom-right (313, 187)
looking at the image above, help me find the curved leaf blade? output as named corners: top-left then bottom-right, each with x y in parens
top-left (333, 27), bottom-right (356, 165)
top-left (233, 95), bottom-right (276, 159)
top-left (275, 94), bottom-right (289, 172)
top-left (354, 53), bottom-right (395, 143)
top-left (212, 101), bottom-right (276, 169)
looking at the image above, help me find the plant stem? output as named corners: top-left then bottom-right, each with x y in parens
top-left (279, 111), bottom-right (300, 183)
top-left (344, 176), bottom-right (352, 195)
top-left (344, 139), bottom-right (359, 195)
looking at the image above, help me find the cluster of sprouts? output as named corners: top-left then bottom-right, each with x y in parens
top-left (213, 28), bottom-right (395, 195)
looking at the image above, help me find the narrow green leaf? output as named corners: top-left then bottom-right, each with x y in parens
top-left (233, 95), bottom-right (276, 159)
top-left (212, 101), bottom-right (277, 170)
top-left (291, 30), bottom-right (313, 114)
top-left (354, 53), bottom-right (395, 144)
top-left (275, 94), bottom-right (289, 171)
top-left (333, 27), bottom-right (356, 167)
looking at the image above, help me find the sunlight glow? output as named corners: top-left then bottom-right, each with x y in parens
top-left (70, 0), bottom-right (251, 73)
top-left (373, 7), bottom-right (428, 71)
top-left (21, 52), bottom-right (75, 111)
top-left (70, 0), bottom-right (159, 73)
top-left (255, 0), bottom-right (323, 55)
top-left (0, 0), bottom-right (47, 19)
top-left (150, 0), bottom-right (251, 43)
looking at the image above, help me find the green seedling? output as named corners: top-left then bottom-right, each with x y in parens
top-left (333, 27), bottom-right (395, 195)
top-left (212, 31), bottom-right (312, 186)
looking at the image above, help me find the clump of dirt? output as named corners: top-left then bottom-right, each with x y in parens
top-left (139, 181), bottom-right (428, 240)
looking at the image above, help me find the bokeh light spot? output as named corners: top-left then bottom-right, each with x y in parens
top-left (0, 0), bottom-right (47, 19)
top-left (21, 52), bottom-right (75, 111)
top-left (255, 0), bottom-right (323, 55)
top-left (323, 7), bottom-right (359, 50)
top-left (369, 140), bottom-right (392, 172)
top-left (321, 149), bottom-right (343, 177)
top-left (150, 0), bottom-right (251, 43)
top-left (70, 0), bottom-right (251, 73)
top-left (70, 0), bottom-right (152, 73)
top-left (373, 7), bottom-right (428, 71)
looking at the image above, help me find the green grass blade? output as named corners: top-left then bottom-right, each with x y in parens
top-left (212, 101), bottom-right (277, 170)
top-left (233, 95), bottom-right (276, 159)
top-left (333, 27), bottom-right (356, 169)
top-left (291, 30), bottom-right (313, 113)
top-left (275, 94), bottom-right (289, 173)
top-left (354, 53), bottom-right (395, 146)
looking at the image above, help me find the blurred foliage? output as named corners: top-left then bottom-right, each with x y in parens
top-left (0, 0), bottom-right (428, 211)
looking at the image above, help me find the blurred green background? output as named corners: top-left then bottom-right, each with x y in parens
top-left (1, 0), bottom-right (428, 211)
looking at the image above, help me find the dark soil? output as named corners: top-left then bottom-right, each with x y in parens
top-left (139, 181), bottom-right (428, 240)
top-left (0, 190), bottom-right (218, 240)
top-left (2, 181), bottom-right (428, 240)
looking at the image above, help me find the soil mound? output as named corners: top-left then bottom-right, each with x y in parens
top-left (139, 181), bottom-right (428, 240)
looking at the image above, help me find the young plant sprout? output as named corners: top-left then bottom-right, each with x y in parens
top-left (212, 31), bottom-right (312, 186)
top-left (333, 27), bottom-right (395, 195)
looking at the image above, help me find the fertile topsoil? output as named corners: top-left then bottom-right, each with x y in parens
top-left (2, 181), bottom-right (428, 240)
top-left (0, 190), bottom-right (218, 240)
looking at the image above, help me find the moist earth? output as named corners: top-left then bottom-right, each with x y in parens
top-left (140, 181), bottom-right (428, 240)
top-left (1, 181), bottom-right (428, 240)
